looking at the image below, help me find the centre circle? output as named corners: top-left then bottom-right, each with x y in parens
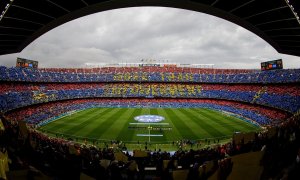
top-left (134, 115), bottom-right (165, 123)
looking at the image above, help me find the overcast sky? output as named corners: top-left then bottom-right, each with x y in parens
top-left (0, 7), bottom-right (299, 69)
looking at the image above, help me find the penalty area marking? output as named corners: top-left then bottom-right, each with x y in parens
top-left (137, 134), bottom-right (163, 137)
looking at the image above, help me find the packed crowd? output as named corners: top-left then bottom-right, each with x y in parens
top-left (1, 66), bottom-right (300, 83)
top-left (4, 98), bottom-right (289, 126)
top-left (2, 82), bottom-right (299, 96)
top-left (1, 82), bottom-right (299, 113)
top-left (39, 66), bottom-right (256, 74)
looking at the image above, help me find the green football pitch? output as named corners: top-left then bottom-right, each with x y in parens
top-left (38, 108), bottom-right (260, 146)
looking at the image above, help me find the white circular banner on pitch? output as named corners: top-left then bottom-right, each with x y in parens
top-left (134, 115), bottom-right (165, 123)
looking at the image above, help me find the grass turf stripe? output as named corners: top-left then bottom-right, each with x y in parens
top-left (78, 108), bottom-right (124, 137)
top-left (179, 108), bottom-right (225, 138)
top-left (116, 108), bottom-right (143, 142)
top-left (157, 108), bottom-right (182, 141)
top-left (192, 108), bottom-right (242, 133)
top-left (40, 108), bottom-right (98, 132)
top-left (204, 108), bottom-right (260, 131)
top-left (165, 108), bottom-right (199, 139)
top-left (61, 108), bottom-right (113, 135)
top-left (149, 108), bottom-right (168, 143)
top-left (189, 108), bottom-right (234, 135)
top-left (103, 109), bottom-right (137, 140)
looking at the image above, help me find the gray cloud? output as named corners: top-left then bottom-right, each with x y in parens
top-left (0, 7), bottom-right (299, 69)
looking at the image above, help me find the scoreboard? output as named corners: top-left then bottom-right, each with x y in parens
top-left (261, 59), bottom-right (283, 71)
top-left (16, 57), bottom-right (38, 68)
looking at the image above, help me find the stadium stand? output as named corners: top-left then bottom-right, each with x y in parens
top-left (1, 82), bottom-right (299, 113)
top-left (1, 66), bottom-right (300, 83)
top-left (0, 66), bottom-right (300, 179)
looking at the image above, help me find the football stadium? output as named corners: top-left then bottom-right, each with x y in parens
top-left (1, 1), bottom-right (300, 180)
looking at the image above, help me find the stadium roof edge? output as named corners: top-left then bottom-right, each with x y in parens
top-left (0, 0), bottom-right (300, 57)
